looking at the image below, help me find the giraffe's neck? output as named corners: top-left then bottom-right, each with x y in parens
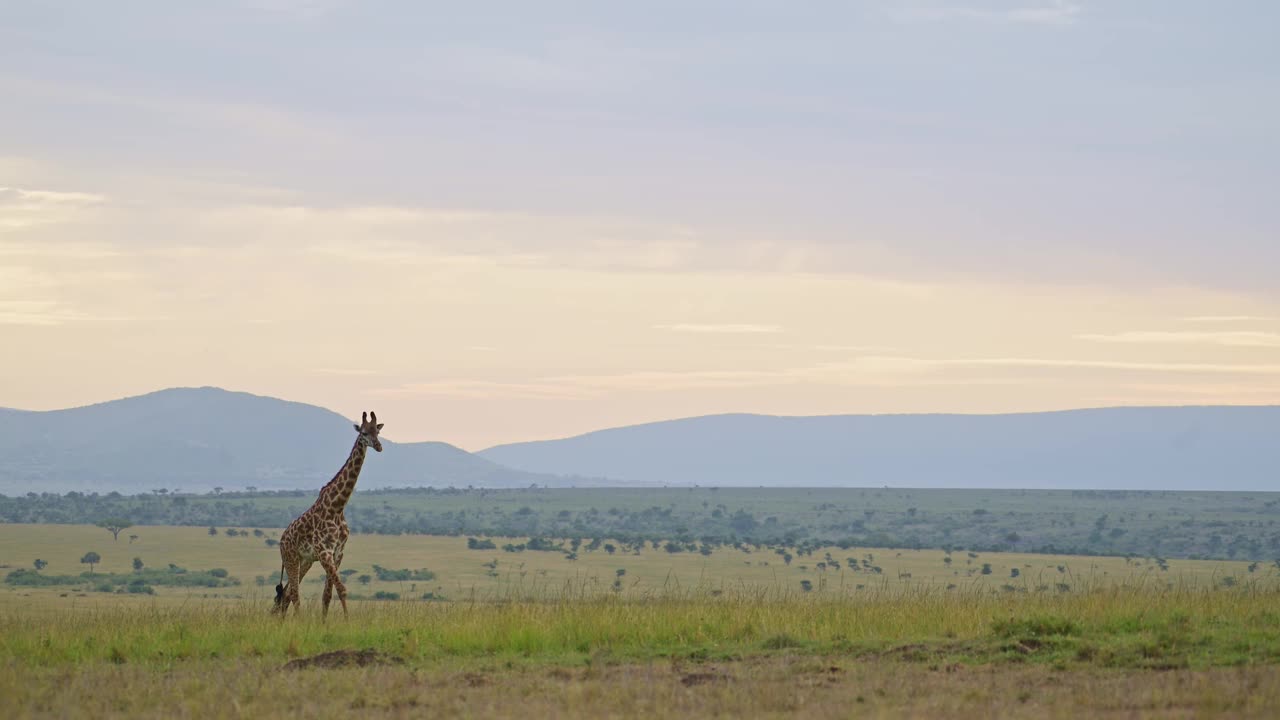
top-left (316, 438), bottom-right (367, 514)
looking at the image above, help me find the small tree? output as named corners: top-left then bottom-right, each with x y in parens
top-left (133, 557), bottom-right (144, 572)
top-left (33, 559), bottom-right (47, 571)
top-left (981, 563), bottom-right (993, 575)
top-left (97, 519), bottom-right (133, 542)
top-left (358, 574), bottom-right (372, 586)
top-left (208, 526), bottom-right (218, 536)
top-left (81, 552), bottom-right (101, 575)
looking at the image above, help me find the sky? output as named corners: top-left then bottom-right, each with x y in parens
top-left (2, 0), bottom-right (1279, 450)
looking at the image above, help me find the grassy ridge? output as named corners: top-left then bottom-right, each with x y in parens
top-left (5, 586), bottom-right (1280, 670)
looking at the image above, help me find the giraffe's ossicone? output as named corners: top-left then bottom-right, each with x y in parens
top-left (273, 411), bottom-right (383, 618)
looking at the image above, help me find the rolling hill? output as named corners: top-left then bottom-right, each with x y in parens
top-left (0, 387), bottom-right (560, 495)
top-left (479, 406), bottom-right (1280, 491)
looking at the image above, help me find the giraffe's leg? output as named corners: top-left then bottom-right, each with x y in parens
top-left (290, 560), bottom-right (313, 616)
top-left (334, 547), bottom-right (349, 616)
top-left (319, 551), bottom-right (348, 619)
top-left (322, 575), bottom-right (333, 616)
top-left (278, 558), bottom-right (302, 617)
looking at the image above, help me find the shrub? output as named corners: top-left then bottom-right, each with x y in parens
top-left (371, 565), bottom-right (435, 582)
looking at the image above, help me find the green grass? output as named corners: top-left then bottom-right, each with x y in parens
top-left (4, 586), bottom-right (1280, 671)
top-left (5, 523), bottom-right (1280, 718)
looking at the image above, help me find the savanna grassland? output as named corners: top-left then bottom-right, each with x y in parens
top-left (5, 506), bottom-right (1280, 719)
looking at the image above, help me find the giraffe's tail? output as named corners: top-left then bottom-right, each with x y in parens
top-left (272, 562), bottom-right (287, 613)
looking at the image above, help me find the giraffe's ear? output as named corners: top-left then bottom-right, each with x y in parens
top-left (353, 424), bottom-right (361, 432)
top-left (376, 423), bottom-right (384, 431)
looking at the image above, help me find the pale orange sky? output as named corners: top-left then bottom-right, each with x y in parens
top-left (2, 2), bottom-right (1279, 450)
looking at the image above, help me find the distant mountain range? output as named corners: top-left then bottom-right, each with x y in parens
top-left (0, 387), bottom-right (562, 495)
top-left (479, 407), bottom-right (1280, 492)
top-left (3, 388), bottom-right (1276, 494)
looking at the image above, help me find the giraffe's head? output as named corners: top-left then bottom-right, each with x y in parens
top-left (354, 411), bottom-right (384, 452)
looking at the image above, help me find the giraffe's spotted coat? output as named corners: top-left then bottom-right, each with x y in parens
top-left (274, 411), bottom-right (383, 618)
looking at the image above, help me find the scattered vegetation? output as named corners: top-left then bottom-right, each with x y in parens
top-left (5, 487), bottom-right (1277, 563)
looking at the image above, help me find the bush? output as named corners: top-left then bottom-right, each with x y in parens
top-left (371, 565), bottom-right (435, 582)
top-left (373, 591), bottom-right (400, 600)
top-left (5, 569), bottom-right (77, 586)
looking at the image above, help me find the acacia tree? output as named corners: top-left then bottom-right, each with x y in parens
top-left (81, 552), bottom-right (101, 575)
top-left (96, 519), bottom-right (133, 542)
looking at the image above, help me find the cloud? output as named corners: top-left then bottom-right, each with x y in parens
top-left (654, 323), bottom-right (783, 334)
top-left (309, 368), bottom-right (380, 377)
top-left (196, 203), bottom-right (821, 274)
top-left (376, 380), bottom-right (589, 400)
top-left (238, 0), bottom-right (345, 19)
top-left (0, 299), bottom-right (87, 326)
top-left (0, 240), bottom-right (121, 259)
top-left (1181, 315), bottom-right (1273, 324)
top-left (1075, 331), bottom-right (1280, 348)
top-left (959, 357), bottom-right (1280, 374)
top-left (0, 186), bottom-right (107, 231)
top-left (890, 0), bottom-right (1082, 25)
top-left (374, 352), bottom-right (1280, 402)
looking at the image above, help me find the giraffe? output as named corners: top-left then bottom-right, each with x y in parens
top-left (273, 411), bottom-right (383, 618)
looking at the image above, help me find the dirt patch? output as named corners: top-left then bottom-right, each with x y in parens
top-left (283, 649), bottom-right (404, 670)
top-left (881, 643), bottom-right (937, 662)
top-left (463, 672), bottom-right (490, 687)
top-left (680, 671), bottom-right (731, 687)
